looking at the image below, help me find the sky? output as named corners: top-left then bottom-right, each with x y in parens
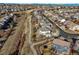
top-left (0, 0), bottom-right (79, 4)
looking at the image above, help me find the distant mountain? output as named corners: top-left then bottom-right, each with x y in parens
top-left (0, 3), bottom-right (79, 6)
top-left (32, 4), bottom-right (79, 6)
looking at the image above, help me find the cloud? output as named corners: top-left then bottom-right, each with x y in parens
top-left (0, 0), bottom-right (79, 4)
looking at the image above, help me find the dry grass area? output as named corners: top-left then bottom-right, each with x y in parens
top-left (0, 15), bottom-right (26, 55)
top-left (20, 15), bottom-right (33, 55)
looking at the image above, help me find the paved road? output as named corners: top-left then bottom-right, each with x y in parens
top-left (43, 13), bottom-right (79, 39)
